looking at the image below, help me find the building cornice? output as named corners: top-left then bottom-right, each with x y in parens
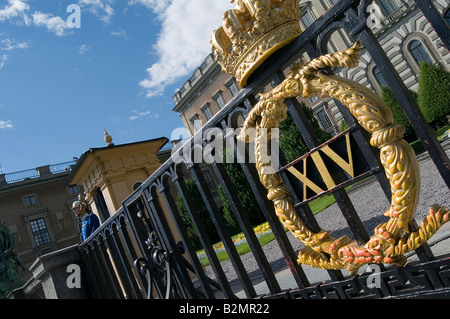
top-left (172, 63), bottom-right (223, 114)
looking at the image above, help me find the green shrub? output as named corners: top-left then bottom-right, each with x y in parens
top-left (435, 124), bottom-right (450, 139)
top-left (381, 86), bottom-right (417, 140)
top-left (218, 184), bottom-right (238, 229)
top-left (279, 102), bottom-right (331, 163)
top-left (220, 151), bottom-right (265, 228)
top-left (418, 62), bottom-right (450, 127)
top-left (339, 119), bottom-right (349, 132)
top-left (175, 179), bottom-right (221, 250)
top-left (279, 111), bottom-right (309, 163)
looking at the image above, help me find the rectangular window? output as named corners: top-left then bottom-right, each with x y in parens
top-left (190, 115), bottom-right (202, 132)
top-left (316, 109), bottom-right (333, 131)
top-left (200, 61), bottom-right (207, 73)
top-left (189, 74), bottom-right (196, 84)
top-left (24, 195), bottom-right (37, 207)
top-left (30, 218), bottom-right (51, 247)
top-left (67, 185), bottom-right (79, 195)
top-left (213, 93), bottom-right (225, 109)
top-left (301, 11), bottom-right (314, 29)
top-left (310, 96), bottom-right (319, 103)
top-left (378, 0), bottom-right (399, 16)
top-left (202, 169), bottom-right (216, 190)
top-left (226, 81), bottom-right (239, 97)
top-left (202, 169), bottom-right (218, 197)
top-left (201, 105), bottom-right (213, 120)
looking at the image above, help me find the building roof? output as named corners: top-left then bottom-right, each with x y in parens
top-left (64, 136), bottom-right (169, 188)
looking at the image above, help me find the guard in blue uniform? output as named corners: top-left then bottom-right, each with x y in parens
top-left (72, 200), bottom-right (100, 241)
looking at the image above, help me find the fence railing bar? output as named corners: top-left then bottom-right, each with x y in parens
top-left (97, 238), bottom-right (124, 299)
top-left (211, 160), bottom-right (282, 294)
top-left (237, 150), bottom-right (311, 288)
top-left (90, 244), bottom-right (119, 299)
top-left (159, 177), bottom-right (219, 299)
top-left (107, 229), bottom-right (141, 299)
top-left (175, 173), bottom-right (237, 298)
top-left (80, 251), bottom-right (103, 298)
top-left (415, 0), bottom-right (450, 50)
top-left (76, 0), bottom-right (450, 300)
top-left (144, 194), bottom-right (198, 298)
top-left (116, 222), bottom-right (146, 299)
top-left (126, 197), bottom-right (171, 298)
top-left (189, 163), bottom-right (257, 298)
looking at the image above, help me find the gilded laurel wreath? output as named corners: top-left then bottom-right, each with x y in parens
top-left (238, 41), bottom-right (449, 275)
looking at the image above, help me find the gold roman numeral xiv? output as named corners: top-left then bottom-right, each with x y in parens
top-left (286, 133), bottom-right (354, 201)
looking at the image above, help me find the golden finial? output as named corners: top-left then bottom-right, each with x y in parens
top-left (104, 129), bottom-right (114, 147)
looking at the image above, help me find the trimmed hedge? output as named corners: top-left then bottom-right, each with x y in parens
top-left (418, 62), bottom-right (450, 127)
top-left (380, 86), bottom-right (418, 140)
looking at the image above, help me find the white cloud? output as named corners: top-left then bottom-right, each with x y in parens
top-left (0, 0), bottom-right (29, 22)
top-left (128, 0), bottom-right (170, 15)
top-left (110, 28), bottom-right (127, 39)
top-left (0, 38), bottom-right (29, 51)
top-left (0, 54), bottom-right (8, 69)
top-left (0, 37), bottom-right (28, 69)
top-left (78, 0), bottom-right (115, 23)
top-left (0, 120), bottom-right (13, 129)
top-left (32, 11), bottom-right (69, 37)
top-left (78, 44), bottom-right (91, 54)
top-left (131, 0), bottom-right (234, 97)
top-left (129, 109), bottom-right (159, 121)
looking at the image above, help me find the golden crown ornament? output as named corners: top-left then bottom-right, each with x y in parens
top-left (211, 1), bottom-right (449, 275)
top-left (210, 0), bottom-right (301, 87)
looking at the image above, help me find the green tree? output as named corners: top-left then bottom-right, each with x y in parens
top-left (175, 179), bottom-right (220, 250)
top-left (279, 102), bottom-right (332, 163)
top-left (218, 184), bottom-right (236, 226)
top-left (176, 193), bottom-right (201, 250)
top-left (220, 150), bottom-right (265, 229)
top-left (218, 184), bottom-right (241, 235)
top-left (381, 86), bottom-right (418, 141)
top-left (417, 61), bottom-right (450, 128)
top-left (339, 119), bottom-right (349, 132)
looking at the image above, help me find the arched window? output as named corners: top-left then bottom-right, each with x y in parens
top-left (132, 181), bottom-right (142, 192)
top-left (408, 40), bottom-right (433, 65)
top-left (372, 66), bottom-right (387, 87)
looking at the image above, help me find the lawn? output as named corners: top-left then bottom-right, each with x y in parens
top-left (196, 193), bottom-right (336, 267)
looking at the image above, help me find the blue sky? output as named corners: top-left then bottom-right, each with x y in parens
top-left (0, 0), bottom-right (233, 173)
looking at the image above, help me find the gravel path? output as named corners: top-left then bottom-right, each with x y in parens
top-left (204, 146), bottom-right (450, 283)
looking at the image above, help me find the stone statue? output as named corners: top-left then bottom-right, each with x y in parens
top-left (0, 221), bottom-right (25, 298)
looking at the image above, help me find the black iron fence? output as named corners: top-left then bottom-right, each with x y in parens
top-left (78, 0), bottom-right (450, 299)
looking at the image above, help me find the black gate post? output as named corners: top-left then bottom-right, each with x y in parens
top-left (188, 163), bottom-right (258, 298)
top-left (232, 132), bottom-right (311, 288)
top-left (158, 176), bottom-right (218, 299)
top-left (415, 0), bottom-right (450, 50)
top-left (211, 160), bottom-right (282, 295)
top-left (143, 189), bottom-right (199, 298)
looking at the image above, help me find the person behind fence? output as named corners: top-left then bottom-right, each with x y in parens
top-left (72, 199), bottom-right (100, 241)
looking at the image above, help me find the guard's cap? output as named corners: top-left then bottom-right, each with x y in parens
top-left (72, 200), bottom-right (82, 209)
